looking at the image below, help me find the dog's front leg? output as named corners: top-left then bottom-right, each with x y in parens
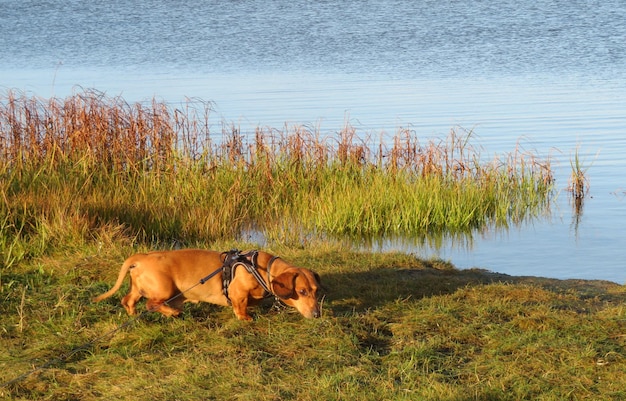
top-left (230, 296), bottom-right (253, 321)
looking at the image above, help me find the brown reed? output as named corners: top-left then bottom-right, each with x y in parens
top-left (0, 89), bottom-right (554, 182)
top-left (569, 148), bottom-right (588, 201)
top-left (0, 89), bottom-right (555, 253)
top-left (0, 90), bottom-right (216, 171)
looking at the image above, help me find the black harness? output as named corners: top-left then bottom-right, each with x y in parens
top-left (220, 249), bottom-right (280, 304)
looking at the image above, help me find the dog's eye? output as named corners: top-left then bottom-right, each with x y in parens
top-left (298, 289), bottom-right (308, 296)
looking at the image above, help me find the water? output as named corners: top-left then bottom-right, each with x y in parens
top-left (1, 0), bottom-right (625, 282)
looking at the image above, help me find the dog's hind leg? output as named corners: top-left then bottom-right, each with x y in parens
top-left (146, 298), bottom-right (182, 317)
top-left (121, 289), bottom-right (142, 315)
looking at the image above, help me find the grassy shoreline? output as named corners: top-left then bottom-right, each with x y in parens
top-left (1, 247), bottom-right (625, 400)
top-left (4, 90), bottom-right (619, 400)
top-left (1, 89), bottom-right (554, 268)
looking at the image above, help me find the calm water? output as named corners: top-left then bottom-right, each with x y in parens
top-left (1, 0), bottom-right (625, 282)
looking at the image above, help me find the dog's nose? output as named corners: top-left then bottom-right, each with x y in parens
top-left (312, 308), bottom-right (321, 318)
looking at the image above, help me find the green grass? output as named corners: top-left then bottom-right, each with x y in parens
top-left (2, 89), bottom-right (615, 400)
top-left (1, 90), bottom-right (555, 268)
top-left (1, 246), bottom-right (625, 400)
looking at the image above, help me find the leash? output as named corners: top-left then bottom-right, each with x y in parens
top-left (1, 264), bottom-right (224, 390)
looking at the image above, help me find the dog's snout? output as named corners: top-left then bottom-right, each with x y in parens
top-left (301, 304), bottom-right (321, 319)
top-left (308, 305), bottom-right (321, 318)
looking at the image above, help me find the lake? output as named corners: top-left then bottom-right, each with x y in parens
top-left (1, 0), bottom-right (625, 282)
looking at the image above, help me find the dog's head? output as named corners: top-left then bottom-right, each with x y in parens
top-left (271, 268), bottom-right (321, 319)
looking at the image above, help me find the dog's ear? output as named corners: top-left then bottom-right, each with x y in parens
top-left (313, 271), bottom-right (327, 292)
top-left (271, 271), bottom-right (298, 299)
top-left (313, 272), bottom-right (321, 286)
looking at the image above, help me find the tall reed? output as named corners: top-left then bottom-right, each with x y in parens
top-left (568, 147), bottom-right (589, 201)
top-left (1, 89), bottom-right (555, 266)
top-left (567, 146), bottom-right (594, 235)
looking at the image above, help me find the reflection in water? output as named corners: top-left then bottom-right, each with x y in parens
top-left (240, 201), bottom-right (555, 257)
top-left (570, 195), bottom-right (584, 239)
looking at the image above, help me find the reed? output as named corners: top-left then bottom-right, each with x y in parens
top-left (567, 146), bottom-right (595, 228)
top-left (1, 89), bottom-right (555, 266)
top-left (568, 146), bottom-right (589, 200)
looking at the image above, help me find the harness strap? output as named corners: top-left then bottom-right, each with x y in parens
top-left (220, 249), bottom-right (241, 304)
top-left (242, 251), bottom-right (272, 294)
top-left (220, 250), bottom-right (282, 304)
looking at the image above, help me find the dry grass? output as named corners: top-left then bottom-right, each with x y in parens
top-left (0, 89), bottom-right (553, 180)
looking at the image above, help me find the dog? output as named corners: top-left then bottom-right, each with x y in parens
top-left (93, 249), bottom-right (321, 320)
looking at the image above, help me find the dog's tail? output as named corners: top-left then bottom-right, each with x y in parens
top-left (92, 257), bottom-right (136, 302)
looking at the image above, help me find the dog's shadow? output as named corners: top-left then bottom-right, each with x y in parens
top-left (318, 263), bottom-right (623, 317)
top-left (319, 264), bottom-right (509, 316)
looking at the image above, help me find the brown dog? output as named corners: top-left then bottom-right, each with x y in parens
top-left (93, 249), bottom-right (321, 320)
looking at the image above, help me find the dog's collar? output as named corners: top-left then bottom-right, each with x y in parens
top-left (265, 255), bottom-right (280, 289)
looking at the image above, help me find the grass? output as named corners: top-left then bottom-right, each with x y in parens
top-left (3, 89), bottom-right (616, 400)
top-left (569, 148), bottom-right (588, 201)
top-left (567, 147), bottom-right (595, 234)
top-left (1, 246), bottom-right (626, 400)
top-left (568, 146), bottom-right (592, 214)
top-left (1, 89), bottom-right (554, 268)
